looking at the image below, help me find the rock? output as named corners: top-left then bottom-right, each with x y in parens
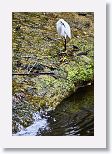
top-left (12, 12), bottom-right (94, 133)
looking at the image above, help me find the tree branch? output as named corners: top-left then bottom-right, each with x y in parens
top-left (12, 72), bottom-right (58, 79)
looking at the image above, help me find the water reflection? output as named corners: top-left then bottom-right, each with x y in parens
top-left (14, 85), bottom-right (94, 136)
top-left (39, 85), bottom-right (94, 136)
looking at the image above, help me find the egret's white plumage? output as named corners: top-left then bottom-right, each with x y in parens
top-left (56, 19), bottom-right (71, 50)
top-left (56, 19), bottom-right (71, 39)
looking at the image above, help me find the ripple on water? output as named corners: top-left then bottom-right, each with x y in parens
top-left (13, 85), bottom-right (94, 136)
top-left (14, 112), bottom-right (48, 136)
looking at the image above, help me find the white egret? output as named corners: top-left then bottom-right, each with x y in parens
top-left (56, 19), bottom-right (71, 51)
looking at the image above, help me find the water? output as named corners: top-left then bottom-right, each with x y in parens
top-left (40, 85), bottom-right (94, 136)
top-left (15, 85), bottom-right (94, 136)
top-left (14, 112), bottom-right (48, 136)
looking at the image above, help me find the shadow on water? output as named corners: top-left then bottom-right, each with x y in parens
top-left (37, 85), bottom-right (94, 136)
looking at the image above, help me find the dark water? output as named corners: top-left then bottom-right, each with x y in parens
top-left (37, 85), bottom-right (94, 136)
top-left (15, 85), bottom-right (94, 136)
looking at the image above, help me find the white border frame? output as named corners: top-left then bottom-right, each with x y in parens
top-left (0, 0), bottom-right (106, 148)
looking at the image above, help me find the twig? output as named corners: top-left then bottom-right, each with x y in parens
top-left (28, 61), bottom-right (37, 74)
top-left (12, 72), bottom-right (58, 79)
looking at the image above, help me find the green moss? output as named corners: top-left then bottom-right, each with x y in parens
top-left (12, 12), bottom-right (94, 109)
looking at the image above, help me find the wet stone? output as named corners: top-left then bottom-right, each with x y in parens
top-left (12, 12), bottom-right (94, 134)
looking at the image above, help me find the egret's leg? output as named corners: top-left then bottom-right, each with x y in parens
top-left (64, 38), bottom-right (66, 51)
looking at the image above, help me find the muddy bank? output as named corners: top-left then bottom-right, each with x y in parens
top-left (12, 12), bottom-right (94, 133)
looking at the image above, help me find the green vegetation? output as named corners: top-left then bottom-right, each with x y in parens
top-left (12, 12), bottom-right (94, 133)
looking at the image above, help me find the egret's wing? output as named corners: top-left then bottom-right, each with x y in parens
top-left (56, 21), bottom-right (62, 36)
top-left (56, 21), bottom-right (65, 37)
top-left (64, 22), bottom-right (71, 39)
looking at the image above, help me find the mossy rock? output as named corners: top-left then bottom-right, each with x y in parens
top-left (12, 12), bottom-right (94, 132)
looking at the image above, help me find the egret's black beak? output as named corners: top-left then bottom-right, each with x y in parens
top-left (61, 21), bottom-right (65, 27)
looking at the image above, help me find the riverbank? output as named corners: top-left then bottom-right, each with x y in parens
top-left (12, 12), bottom-right (94, 133)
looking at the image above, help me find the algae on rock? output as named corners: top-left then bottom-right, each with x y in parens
top-left (12, 12), bottom-right (94, 132)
